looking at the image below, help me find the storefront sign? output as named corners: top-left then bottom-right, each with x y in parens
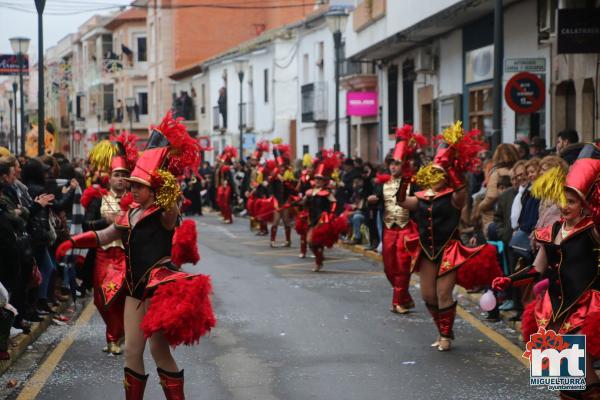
top-left (0, 54), bottom-right (29, 76)
top-left (347, 92), bottom-right (378, 117)
top-left (504, 58), bottom-right (546, 74)
top-left (504, 72), bottom-right (545, 114)
top-left (557, 8), bottom-right (600, 54)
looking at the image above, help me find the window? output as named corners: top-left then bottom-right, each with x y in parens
top-left (138, 92), bottom-right (148, 115)
top-left (316, 41), bottom-right (324, 81)
top-left (387, 65), bottom-right (398, 133)
top-left (303, 54), bottom-right (309, 83)
top-left (264, 69), bottom-right (269, 103)
top-left (402, 60), bottom-right (415, 126)
top-left (136, 36), bottom-right (147, 62)
top-left (201, 83), bottom-right (206, 114)
top-left (468, 85), bottom-right (493, 136)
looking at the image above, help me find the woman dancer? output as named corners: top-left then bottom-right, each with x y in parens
top-left (400, 122), bottom-right (501, 351)
top-left (56, 114), bottom-right (215, 399)
top-left (493, 144), bottom-right (600, 399)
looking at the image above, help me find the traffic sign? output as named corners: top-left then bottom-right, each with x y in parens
top-left (504, 72), bottom-right (545, 114)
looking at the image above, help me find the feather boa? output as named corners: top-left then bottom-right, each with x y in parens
top-left (456, 244), bottom-right (503, 290)
top-left (310, 212), bottom-right (349, 248)
top-left (81, 186), bottom-right (107, 209)
top-left (171, 219), bottom-right (200, 267)
top-left (140, 275), bottom-right (216, 347)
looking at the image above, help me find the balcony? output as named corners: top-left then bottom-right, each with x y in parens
top-left (301, 82), bottom-right (328, 123)
top-left (340, 60), bottom-right (378, 92)
top-left (353, 0), bottom-right (386, 32)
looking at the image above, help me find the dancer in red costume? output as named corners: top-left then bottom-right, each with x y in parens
top-left (216, 146), bottom-right (237, 224)
top-left (268, 141), bottom-right (296, 247)
top-left (83, 132), bottom-right (138, 355)
top-left (400, 122), bottom-right (501, 351)
top-left (368, 125), bottom-right (426, 314)
top-left (295, 154), bottom-right (314, 258)
top-left (246, 141), bottom-right (269, 234)
top-left (493, 144), bottom-right (600, 399)
top-left (303, 150), bottom-right (347, 272)
top-left (56, 113), bottom-right (215, 400)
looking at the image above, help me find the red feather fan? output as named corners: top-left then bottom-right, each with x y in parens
top-left (520, 300), bottom-right (538, 344)
top-left (171, 219), bottom-right (200, 267)
top-left (154, 111), bottom-right (201, 176)
top-left (456, 244), bottom-right (503, 290)
top-left (256, 140), bottom-right (270, 153)
top-left (310, 211), bottom-right (349, 248)
top-left (81, 185), bottom-right (107, 209)
top-left (375, 173), bottom-right (392, 185)
top-left (140, 275), bottom-right (216, 346)
top-left (581, 311), bottom-right (600, 360)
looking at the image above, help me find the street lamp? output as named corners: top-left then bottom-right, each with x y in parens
top-left (8, 98), bottom-right (14, 153)
top-left (326, 8), bottom-right (349, 153)
top-left (35, 0), bottom-right (46, 156)
top-left (125, 97), bottom-right (136, 132)
top-left (9, 36), bottom-right (30, 156)
top-left (234, 59), bottom-right (248, 159)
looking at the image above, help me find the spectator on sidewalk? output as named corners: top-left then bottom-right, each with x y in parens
top-left (556, 129), bottom-right (582, 165)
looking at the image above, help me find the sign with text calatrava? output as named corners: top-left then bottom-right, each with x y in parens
top-left (347, 92), bottom-right (378, 117)
top-left (0, 54), bottom-right (29, 76)
top-left (557, 8), bottom-right (600, 54)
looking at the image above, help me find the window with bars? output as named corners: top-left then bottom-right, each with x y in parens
top-left (468, 85), bottom-right (493, 136)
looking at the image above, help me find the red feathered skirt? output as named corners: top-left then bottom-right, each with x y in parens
top-left (246, 194), bottom-right (257, 217)
top-left (521, 289), bottom-right (600, 360)
top-left (309, 212), bottom-right (349, 248)
top-left (404, 238), bottom-right (502, 290)
top-left (140, 266), bottom-right (216, 347)
top-left (254, 197), bottom-right (277, 223)
top-left (295, 210), bottom-right (309, 235)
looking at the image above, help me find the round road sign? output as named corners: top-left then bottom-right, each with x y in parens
top-left (504, 72), bottom-right (545, 114)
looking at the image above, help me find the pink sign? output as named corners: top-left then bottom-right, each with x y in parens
top-left (346, 91), bottom-right (378, 117)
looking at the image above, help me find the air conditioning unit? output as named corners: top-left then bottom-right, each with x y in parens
top-left (415, 48), bottom-right (434, 74)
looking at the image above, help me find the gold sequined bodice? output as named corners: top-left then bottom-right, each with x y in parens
top-left (383, 178), bottom-right (410, 229)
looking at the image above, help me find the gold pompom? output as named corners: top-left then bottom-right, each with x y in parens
top-left (271, 137), bottom-right (283, 145)
top-left (154, 169), bottom-right (182, 210)
top-left (89, 140), bottom-right (117, 171)
top-left (256, 171), bottom-right (264, 185)
top-left (531, 166), bottom-right (567, 207)
top-left (303, 153), bottom-right (313, 168)
top-left (415, 163), bottom-right (446, 189)
top-left (442, 121), bottom-right (464, 146)
top-left (283, 169), bottom-right (295, 181)
top-left (331, 169), bottom-right (341, 182)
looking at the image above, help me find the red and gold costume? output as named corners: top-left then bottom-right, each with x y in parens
top-left (295, 154), bottom-right (314, 257)
top-left (405, 122), bottom-right (501, 346)
top-left (246, 141), bottom-right (270, 235)
top-left (306, 150), bottom-right (347, 271)
top-left (216, 146), bottom-right (237, 224)
top-left (268, 142), bottom-right (297, 247)
top-left (82, 132), bottom-right (138, 354)
top-left (496, 144), bottom-right (600, 398)
top-left (56, 113), bottom-right (215, 400)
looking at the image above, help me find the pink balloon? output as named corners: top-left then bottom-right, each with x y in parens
top-left (479, 290), bottom-right (497, 311)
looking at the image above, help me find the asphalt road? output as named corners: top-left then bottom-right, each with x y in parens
top-left (8, 214), bottom-right (552, 400)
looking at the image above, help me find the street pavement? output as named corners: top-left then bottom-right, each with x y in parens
top-left (5, 214), bottom-right (552, 400)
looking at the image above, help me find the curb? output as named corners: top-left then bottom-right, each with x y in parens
top-left (0, 299), bottom-right (74, 376)
top-left (336, 241), bottom-right (524, 339)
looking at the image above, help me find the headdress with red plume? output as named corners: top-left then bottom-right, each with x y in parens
top-left (314, 148), bottom-right (340, 179)
top-left (110, 131), bottom-right (139, 172)
top-left (392, 124), bottom-right (428, 176)
top-left (219, 146), bottom-right (238, 164)
top-left (252, 140), bottom-right (270, 160)
top-left (273, 143), bottom-right (291, 166)
top-left (415, 121), bottom-right (486, 189)
top-left (125, 112), bottom-right (199, 209)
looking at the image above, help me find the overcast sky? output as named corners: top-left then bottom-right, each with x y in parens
top-left (0, 0), bottom-right (132, 59)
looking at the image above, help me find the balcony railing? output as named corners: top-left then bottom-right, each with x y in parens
top-left (240, 101), bottom-right (254, 130)
top-left (301, 82), bottom-right (328, 123)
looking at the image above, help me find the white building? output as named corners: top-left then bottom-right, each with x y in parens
top-left (346, 0), bottom-right (553, 158)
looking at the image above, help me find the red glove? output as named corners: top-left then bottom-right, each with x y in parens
top-left (55, 240), bottom-right (74, 261)
top-left (491, 277), bottom-right (512, 292)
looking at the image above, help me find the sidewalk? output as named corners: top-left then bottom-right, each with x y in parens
top-left (0, 298), bottom-right (84, 376)
top-left (336, 242), bottom-right (524, 341)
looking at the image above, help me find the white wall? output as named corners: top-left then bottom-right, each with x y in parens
top-left (296, 21), bottom-right (348, 156)
top-left (502, 0), bottom-right (551, 145)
